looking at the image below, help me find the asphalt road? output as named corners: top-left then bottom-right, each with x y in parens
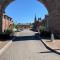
top-left (0, 29), bottom-right (60, 60)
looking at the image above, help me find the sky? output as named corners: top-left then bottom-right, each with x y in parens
top-left (5, 0), bottom-right (48, 24)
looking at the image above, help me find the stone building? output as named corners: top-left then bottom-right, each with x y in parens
top-left (42, 15), bottom-right (48, 28)
top-left (2, 13), bottom-right (14, 32)
top-left (33, 15), bottom-right (42, 32)
top-left (17, 23), bottom-right (32, 30)
top-left (0, 0), bottom-right (14, 32)
top-left (38, 0), bottom-right (60, 35)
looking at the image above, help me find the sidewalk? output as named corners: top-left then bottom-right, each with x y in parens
top-left (0, 39), bottom-right (13, 55)
top-left (0, 41), bottom-right (9, 49)
top-left (42, 39), bottom-right (60, 55)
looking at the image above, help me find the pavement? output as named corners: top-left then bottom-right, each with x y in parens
top-left (0, 40), bottom-right (12, 55)
top-left (0, 29), bottom-right (60, 60)
top-left (0, 41), bottom-right (9, 49)
top-left (0, 31), bottom-right (21, 55)
top-left (42, 39), bottom-right (60, 55)
top-left (0, 33), bottom-right (15, 55)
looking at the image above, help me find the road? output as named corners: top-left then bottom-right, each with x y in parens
top-left (0, 29), bottom-right (60, 60)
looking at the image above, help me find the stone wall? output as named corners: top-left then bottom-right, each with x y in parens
top-left (2, 14), bottom-right (14, 32)
top-left (39, 0), bottom-right (60, 34)
top-left (0, 16), bottom-right (2, 32)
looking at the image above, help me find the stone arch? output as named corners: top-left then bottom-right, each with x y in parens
top-left (38, 0), bottom-right (57, 15)
top-left (0, 0), bottom-right (14, 32)
top-left (0, 0), bottom-right (14, 14)
top-left (38, 0), bottom-right (60, 35)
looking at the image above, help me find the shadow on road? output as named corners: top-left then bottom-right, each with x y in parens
top-left (40, 51), bottom-right (53, 53)
top-left (39, 48), bottom-right (60, 54)
top-left (13, 33), bottom-right (41, 41)
top-left (0, 36), bottom-right (13, 41)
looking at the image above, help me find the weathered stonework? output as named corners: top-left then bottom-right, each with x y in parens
top-left (2, 13), bottom-right (14, 32)
top-left (38, 0), bottom-right (60, 34)
top-left (0, 0), bottom-right (14, 32)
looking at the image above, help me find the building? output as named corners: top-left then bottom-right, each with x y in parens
top-left (38, 0), bottom-right (60, 35)
top-left (41, 15), bottom-right (49, 29)
top-left (0, 0), bottom-right (14, 33)
top-left (35, 18), bottom-right (42, 32)
top-left (33, 15), bottom-right (42, 32)
top-left (2, 13), bottom-right (14, 32)
top-left (17, 23), bottom-right (32, 30)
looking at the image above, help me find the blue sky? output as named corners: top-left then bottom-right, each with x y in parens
top-left (5, 0), bottom-right (48, 24)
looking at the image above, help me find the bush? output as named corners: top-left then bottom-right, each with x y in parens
top-left (0, 29), bottom-right (12, 40)
top-left (39, 26), bottom-right (45, 33)
top-left (40, 26), bottom-right (51, 37)
top-left (0, 29), bottom-right (13, 39)
top-left (4, 29), bottom-right (13, 35)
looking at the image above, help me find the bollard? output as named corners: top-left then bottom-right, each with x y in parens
top-left (51, 33), bottom-right (54, 42)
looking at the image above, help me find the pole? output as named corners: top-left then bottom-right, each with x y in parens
top-left (51, 32), bottom-right (54, 42)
